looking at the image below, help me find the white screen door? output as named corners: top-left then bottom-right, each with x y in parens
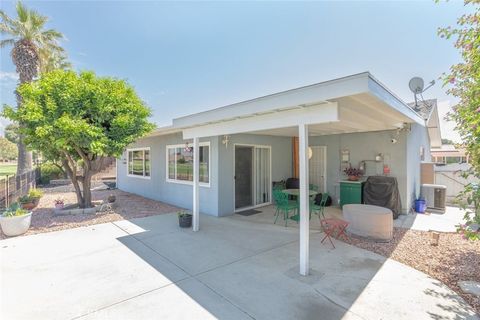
top-left (309, 146), bottom-right (326, 193)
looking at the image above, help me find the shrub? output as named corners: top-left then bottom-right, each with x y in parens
top-left (39, 162), bottom-right (64, 184)
top-left (28, 188), bottom-right (43, 199)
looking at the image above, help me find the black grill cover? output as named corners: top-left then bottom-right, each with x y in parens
top-left (363, 176), bottom-right (401, 219)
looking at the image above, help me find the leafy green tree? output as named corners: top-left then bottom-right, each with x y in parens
top-left (0, 1), bottom-right (67, 175)
top-left (4, 123), bottom-right (19, 144)
top-left (439, 0), bottom-right (480, 238)
top-left (3, 70), bottom-right (155, 208)
top-left (0, 137), bottom-right (18, 160)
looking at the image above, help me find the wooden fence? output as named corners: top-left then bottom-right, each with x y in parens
top-left (0, 169), bottom-right (37, 209)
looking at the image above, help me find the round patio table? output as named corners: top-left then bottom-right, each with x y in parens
top-left (281, 189), bottom-right (317, 197)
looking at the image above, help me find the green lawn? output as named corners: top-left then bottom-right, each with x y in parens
top-left (0, 164), bottom-right (17, 176)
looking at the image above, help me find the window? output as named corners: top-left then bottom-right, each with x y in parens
top-left (127, 148), bottom-right (150, 178)
top-left (166, 143), bottom-right (210, 185)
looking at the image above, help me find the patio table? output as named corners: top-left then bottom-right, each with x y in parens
top-left (281, 189), bottom-right (317, 197)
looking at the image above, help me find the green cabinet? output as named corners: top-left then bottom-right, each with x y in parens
top-left (340, 181), bottom-right (364, 207)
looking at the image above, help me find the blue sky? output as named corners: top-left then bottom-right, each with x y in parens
top-left (0, 0), bottom-right (468, 141)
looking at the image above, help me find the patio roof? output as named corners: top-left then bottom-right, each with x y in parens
top-left (146, 72), bottom-right (426, 140)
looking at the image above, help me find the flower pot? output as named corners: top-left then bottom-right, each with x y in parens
top-left (178, 214), bottom-right (192, 228)
top-left (0, 212), bottom-right (32, 236)
top-left (55, 203), bottom-right (64, 210)
top-left (348, 175), bottom-right (359, 181)
top-left (21, 202), bottom-right (36, 210)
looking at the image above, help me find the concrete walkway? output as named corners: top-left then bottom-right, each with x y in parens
top-left (1, 213), bottom-right (477, 320)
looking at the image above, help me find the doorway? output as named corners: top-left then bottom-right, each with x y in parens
top-left (234, 145), bottom-right (271, 211)
top-left (309, 146), bottom-right (327, 193)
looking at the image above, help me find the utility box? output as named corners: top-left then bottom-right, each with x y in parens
top-left (421, 184), bottom-right (447, 213)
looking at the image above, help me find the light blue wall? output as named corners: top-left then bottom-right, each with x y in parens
top-left (118, 126), bottom-right (429, 216)
top-left (406, 123), bottom-right (432, 210)
top-left (309, 130), bottom-right (409, 213)
top-left (117, 133), bottom-right (220, 215)
top-left (217, 134), bottom-right (293, 216)
top-left (117, 132), bottom-right (292, 217)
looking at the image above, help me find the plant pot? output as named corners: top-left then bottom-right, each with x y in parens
top-left (348, 175), bottom-right (359, 181)
top-left (55, 203), bottom-right (64, 210)
top-left (0, 212), bottom-right (32, 236)
top-left (107, 195), bottom-right (116, 203)
top-left (21, 202), bottom-right (36, 210)
top-left (178, 214), bottom-right (192, 228)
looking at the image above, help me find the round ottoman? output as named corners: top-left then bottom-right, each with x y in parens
top-left (343, 204), bottom-right (393, 241)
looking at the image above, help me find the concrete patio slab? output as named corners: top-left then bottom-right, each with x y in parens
top-left (1, 213), bottom-right (477, 320)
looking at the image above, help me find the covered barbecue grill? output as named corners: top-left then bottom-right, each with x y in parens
top-left (363, 176), bottom-right (402, 219)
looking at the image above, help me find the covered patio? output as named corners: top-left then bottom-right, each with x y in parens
top-left (176, 72), bottom-right (425, 276)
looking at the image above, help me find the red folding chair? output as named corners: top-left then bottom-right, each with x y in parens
top-left (315, 193), bottom-right (349, 249)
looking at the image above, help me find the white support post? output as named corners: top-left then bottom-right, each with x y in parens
top-left (298, 123), bottom-right (309, 276)
top-left (192, 137), bottom-right (200, 232)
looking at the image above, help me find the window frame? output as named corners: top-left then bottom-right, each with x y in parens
top-left (165, 142), bottom-right (211, 188)
top-left (126, 147), bottom-right (151, 179)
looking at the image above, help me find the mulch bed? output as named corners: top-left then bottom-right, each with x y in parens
top-left (0, 187), bottom-right (180, 240)
top-left (343, 228), bottom-right (480, 315)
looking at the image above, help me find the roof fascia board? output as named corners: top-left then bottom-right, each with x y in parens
top-left (367, 75), bottom-right (425, 126)
top-left (182, 102), bottom-right (339, 139)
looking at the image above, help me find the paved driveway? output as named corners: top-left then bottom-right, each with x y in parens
top-left (1, 213), bottom-right (478, 320)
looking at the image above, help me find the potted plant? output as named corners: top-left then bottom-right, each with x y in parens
top-left (344, 167), bottom-right (363, 181)
top-left (178, 211), bottom-right (192, 228)
top-left (18, 195), bottom-right (36, 210)
top-left (54, 198), bottom-right (65, 210)
top-left (28, 188), bottom-right (43, 206)
top-left (0, 203), bottom-right (32, 236)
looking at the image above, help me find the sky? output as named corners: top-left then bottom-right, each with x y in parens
top-left (0, 0), bottom-right (469, 142)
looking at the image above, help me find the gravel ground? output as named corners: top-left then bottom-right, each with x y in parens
top-left (0, 184), bottom-right (180, 240)
top-left (343, 228), bottom-right (480, 315)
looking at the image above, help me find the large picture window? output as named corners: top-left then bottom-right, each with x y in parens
top-left (127, 148), bottom-right (150, 178)
top-left (166, 142), bottom-right (210, 185)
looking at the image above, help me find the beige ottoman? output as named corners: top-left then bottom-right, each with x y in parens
top-left (343, 204), bottom-right (393, 241)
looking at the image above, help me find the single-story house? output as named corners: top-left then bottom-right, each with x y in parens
top-left (117, 72), bottom-right (441, 275)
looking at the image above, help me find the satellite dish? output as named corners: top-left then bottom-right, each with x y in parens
top-left (409, 77), bottom-right (425, 94)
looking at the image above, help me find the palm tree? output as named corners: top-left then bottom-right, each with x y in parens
top-left (0, 1), bottom-right (66, 174)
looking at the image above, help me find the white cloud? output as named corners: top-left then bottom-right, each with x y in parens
top-left (437, 100), bottom-right (462, 143)
top-left (0, 71), bottom-right (19, 82)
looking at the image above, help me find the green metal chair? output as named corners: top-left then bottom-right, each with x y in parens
top-left (309, 184), bottom-right (319, 192)
top-left (310, 192), bottom-right (329, 219)
top-left (273, 190), bottom-right (298, 227)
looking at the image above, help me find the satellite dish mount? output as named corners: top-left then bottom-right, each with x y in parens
top-left (409, 76), bottom-right (435, 110)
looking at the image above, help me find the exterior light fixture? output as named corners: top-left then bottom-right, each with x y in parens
top-left (222, 135), bottom-right (230, 148)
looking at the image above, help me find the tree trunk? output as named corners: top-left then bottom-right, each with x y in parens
top-left (82, 170), bottom-right (93, 209)
top-left (62, 159), bottom-right (83, 207)
top-left (12, 39), bottom-right (38, 175)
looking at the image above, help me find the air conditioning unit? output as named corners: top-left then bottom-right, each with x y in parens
top-left (421, 184), bottom-right (447, 213)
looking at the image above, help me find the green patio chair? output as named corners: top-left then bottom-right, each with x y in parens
top-left (309, 184), bottom-right (319, 192)
top-left (273, 190), bottom-right (298, 227)
top-left (310, 192), bottom-right (329, 219)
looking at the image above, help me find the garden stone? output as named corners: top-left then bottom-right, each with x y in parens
top-left (458, 281), bottom-right (480, 297)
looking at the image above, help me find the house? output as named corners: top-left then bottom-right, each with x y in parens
top-left (117, 72), bottom-right (437, 275)
top-left (431, 144), bottom-right (469, 165)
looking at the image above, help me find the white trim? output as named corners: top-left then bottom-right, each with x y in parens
top-left (165, 142), bottom-right (211, 188)
top-left (126, 147), bottom-right (151, 179)
top-left (233, 143), bottom-right (272, 212)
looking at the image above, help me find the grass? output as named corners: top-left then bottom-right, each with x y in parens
top-left (0, 164), bottom-right (17, 177)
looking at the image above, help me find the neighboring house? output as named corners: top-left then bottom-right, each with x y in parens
top-left (431, 144), bottom-right (469, 165)
top-left (117, 72), bottom-right (438, 217)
